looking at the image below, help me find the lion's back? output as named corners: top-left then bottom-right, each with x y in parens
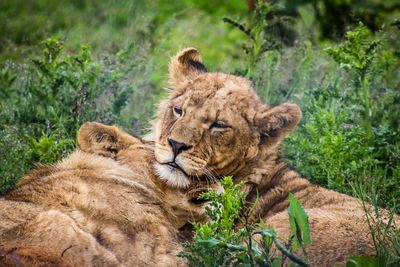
top-left (0, 150), bottom-right (185, 267)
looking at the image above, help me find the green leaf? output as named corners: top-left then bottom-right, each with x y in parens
top-left (226, 243), bottom-right (245, 251)
top-left (346, 256), bottom-right (380, 267)
top-left (288, 193), bottom-right (312, 247)
top-left (196, 237), bottom-right (221, 248)
top-left (272, 258), bottom-right (282, 267)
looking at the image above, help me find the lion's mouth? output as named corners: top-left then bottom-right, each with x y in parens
top-left (167, 162), bottom-right (179, 169)
top-left (166, 162), bottom-right (191, 177)
top-left (154, 162), bottom-right (192, 188)
top-left (154, 159), bottom-right (209, 188)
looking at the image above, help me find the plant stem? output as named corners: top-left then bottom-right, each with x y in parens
top-left (273, 239), bottom-right (309, 267)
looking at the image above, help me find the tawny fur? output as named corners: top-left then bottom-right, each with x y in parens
top-left (0, 122), bottom-right (221, 267)
top-left (151, 48), bottom-right (399, 266)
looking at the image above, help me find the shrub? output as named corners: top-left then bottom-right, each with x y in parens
top-left (285, 24), bottom-right (400, 211)
top-left (179, 177), bottom-right (311, 267)
top-left (225, 6), bottom-right (400, 212)
top-left (0, 38), bottom-right (151, 193)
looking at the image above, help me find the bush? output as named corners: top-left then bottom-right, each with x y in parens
top-left (179, 177), bottom-right (311, 266)
top-left (0, 38), bottom-right (154, 192)
top-left (0, 0), bottom-right (248, 193)
top-left (285, 24), bottom-right (400, 211)
top-left (225, 5), bottom-right (400, 212)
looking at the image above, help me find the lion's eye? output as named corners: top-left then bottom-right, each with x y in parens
top-left (173, 107), bottom-right (183, 117)
top-left (210, 121), bottom-right (229, 130)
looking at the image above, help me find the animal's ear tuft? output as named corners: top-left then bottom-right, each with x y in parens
top-left (169, 47), bottom-right (207, 86)
top-left (255, 103), bottom-right (301, 146)
top-left (78, 122), bottom-right (141, 158)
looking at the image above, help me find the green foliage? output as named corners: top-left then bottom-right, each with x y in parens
top-left (179, 177), bottom-right (310, 267)
top-left (349, 185), bottom-right (400, 267)
top-left (196, 177), bottom-right (246, 241)
top-left (285, 25), bottom-right (400, 211)
top-left (0, 0), bottom-right (248, 193)
top-left (288, 193), bottom-right (311, 249)
top-left (325, 24), bottom-right (379, 72)
top-left (223, 8), bottom-right (399, 213)
top-left (273, 0), bottom-right (400, 39)
top-left (28, 136), bottom-right (74, 164)
top-left (0, 66), bottom-right (16, 102)
top-left (223, 1), bottom-right (297, 78)
top-left (325, 24), bottom-right (379, 123)
top-left (223, 6), bottom-right (399, 263)
top-left (0, 37), bottom-right (150, 192)
top-left (346, 256), bottom-right (380, 267)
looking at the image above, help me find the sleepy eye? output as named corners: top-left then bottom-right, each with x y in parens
top-left (210, 121), bottom-right (230, 130)
top-left (173, 107), bottom-right (183, 117)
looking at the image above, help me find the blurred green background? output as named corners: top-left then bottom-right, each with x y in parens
top-left (0, 0), bottom-right (399, 216)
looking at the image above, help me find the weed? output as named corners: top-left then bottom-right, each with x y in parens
top-left (0, 38), bottom-right (146, 192)
top-left (179, 177), bottom-right (311, 266)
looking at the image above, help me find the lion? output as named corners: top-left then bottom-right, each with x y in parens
top-left (150, 47), bottom-right (398, 266)
top-left (0, 122), bottom-right (221, 267)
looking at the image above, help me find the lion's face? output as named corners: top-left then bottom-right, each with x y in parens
top-left (154, 73), bottom-right (261, 188)
top-left (154, 48), bottom-right (302, 188)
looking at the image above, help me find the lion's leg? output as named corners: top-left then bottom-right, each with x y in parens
top-left (263, 208), bottom-right (375, 266)
top-left (0, 209), bottom-right (121, 267)
top-left (0, 199), bottom-right (45, 235)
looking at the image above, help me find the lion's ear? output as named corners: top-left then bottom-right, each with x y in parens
top-left (78, 122), bottom-right (141, 158)
top-left (168, 47), bottom-right (207, 86)
top-left (255, 103), bottom-right (301, 146)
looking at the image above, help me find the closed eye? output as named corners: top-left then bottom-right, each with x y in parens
top-left (210, 121), bottom-right (230, 130)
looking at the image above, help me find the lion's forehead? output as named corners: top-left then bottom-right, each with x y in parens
top-left (177, 72), bottom-right (257, 102)
top-left (178, 78), bottom-right (254, 107)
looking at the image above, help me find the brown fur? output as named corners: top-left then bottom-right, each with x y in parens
top-left (151, 48), bottom-right (399, 266)
top-left (0, 122), bottom-right (221, 267)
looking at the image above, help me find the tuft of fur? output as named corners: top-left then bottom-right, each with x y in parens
top-left (0, 122), bottom-right (221, 267)
top-left (151, 48), bottom-right (399, 266)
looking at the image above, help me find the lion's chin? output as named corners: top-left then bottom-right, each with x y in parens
top-left (154, 163), bottom-right (191, 188)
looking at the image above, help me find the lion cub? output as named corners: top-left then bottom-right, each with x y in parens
top-left (147, 47), bottom-right (399, 266)
top-left (0, 122), bottom-right (221, 267)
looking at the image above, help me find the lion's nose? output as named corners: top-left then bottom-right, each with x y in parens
top-left (168, 138), bottom-right (192, 157)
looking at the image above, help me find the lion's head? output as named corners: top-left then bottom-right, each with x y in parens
top-left (154, 48), bottom-right (301, 188)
